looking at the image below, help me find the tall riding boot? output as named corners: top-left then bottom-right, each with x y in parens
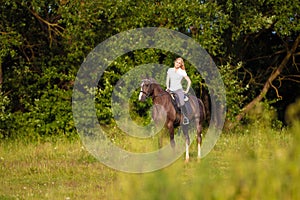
top-left (181, 105), bottom-right (189, 125)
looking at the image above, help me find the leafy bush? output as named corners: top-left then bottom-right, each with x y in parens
top-left (0, 88), bottom-right (11, 138)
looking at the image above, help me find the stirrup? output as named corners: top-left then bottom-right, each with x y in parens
top-left (183, 116), bottom-right (189, 125)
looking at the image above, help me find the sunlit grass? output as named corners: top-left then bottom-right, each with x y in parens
top-left (0, 139), bottom-right (115, 199)
top-left (110, 123), bottom-right (299, 200)
top-left (1, 109), bottom-right (300, 199)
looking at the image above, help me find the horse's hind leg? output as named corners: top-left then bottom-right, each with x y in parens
top-left (182, 124), bottom-right (190, 162)
top-left (196, 120), bottom-right (203, 159)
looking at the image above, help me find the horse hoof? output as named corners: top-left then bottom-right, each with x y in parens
top-left (171, 141), bottom-right (175, 149)
top-left (197, 157), bottom-right (201, 163)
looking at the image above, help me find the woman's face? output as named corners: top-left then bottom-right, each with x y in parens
top-left (175, 59), bottom-right (182, 69)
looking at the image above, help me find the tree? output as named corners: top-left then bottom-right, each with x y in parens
top-left (0, 0), bottom-right (75, 137)
top-left (1, 0), bottom-right (299, 139)
top-left (216, 0), bottom-right (300, 127)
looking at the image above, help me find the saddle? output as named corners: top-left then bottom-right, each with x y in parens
top-left (168, 92), bottom-right (192, 117)
top-left (169, 92), bottom-right (181, 113)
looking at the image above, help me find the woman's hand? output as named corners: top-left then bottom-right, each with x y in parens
top-left (184, 76), bottom-right (191, 94)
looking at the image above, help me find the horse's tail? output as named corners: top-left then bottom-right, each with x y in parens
top-left (200, 86), bottom-right (211, 122)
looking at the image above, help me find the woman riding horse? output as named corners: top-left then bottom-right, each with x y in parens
top-left (166, 57), bottom-right (191, 125)
top-left (138, 77), bottom-right (206, 162)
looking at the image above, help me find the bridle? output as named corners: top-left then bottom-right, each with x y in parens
top-left (140, 89), bottom-right (151, 98)
top-left (140, 80), bottom-right (153, 99)
top-left (140, 81), bottom-right (167, 100)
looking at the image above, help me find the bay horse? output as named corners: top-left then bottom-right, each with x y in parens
top-left (138, 78), bottom-right (207, 162)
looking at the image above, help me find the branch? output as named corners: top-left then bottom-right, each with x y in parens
top-left (270, 80), bottom-right (282, 99)
top-left (227, 34), bottom-right (300, 129)
top-left (279, 75), bottom-right (300, 83)
top-left (28, 8), bottom-right (64, 46)
top-left (0, 32), bottom-right (13, 35)
top-left (282, 78), bottom-right (300, 83)
top-left (292, 53), bottom-right (300, 71)
top-left (20, 39), bottom-right (35, 62)
top-left (242, 66), bottom-right (254, 86)
top-left (245, 49), bottom-right (286, 62)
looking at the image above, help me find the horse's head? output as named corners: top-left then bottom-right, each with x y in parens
top-left (138, 79), bottom-right (155, 101)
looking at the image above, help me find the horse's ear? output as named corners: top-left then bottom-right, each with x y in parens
top-left (140, 75), bottom-right (150, 83)
top-left (149, 78), bottom-right (156, 83)
top-left (140, 76), bottom-right (148, 85)
top-left (144, 74), bottom-right (150, 80)
top-left (141, 74), bottom-right (146, 79)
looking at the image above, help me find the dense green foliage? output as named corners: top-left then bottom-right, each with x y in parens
top-left (0, 0), bottom-right (299, 139)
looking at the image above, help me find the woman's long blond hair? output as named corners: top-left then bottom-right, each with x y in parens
top-left (175, 57), bottom-right (185, 70)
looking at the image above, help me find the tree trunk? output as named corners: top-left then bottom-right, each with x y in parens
top-left (0, 61), bottom-right (2, 92)
top-left (227, 34), bottom-right (300, 129)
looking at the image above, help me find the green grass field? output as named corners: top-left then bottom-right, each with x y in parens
top-left (1, 120), bottom-right (300, 200)
top-left (0, 139), bottom-right (115, 199)
top-left (2, 98), bottom-right (300, 200)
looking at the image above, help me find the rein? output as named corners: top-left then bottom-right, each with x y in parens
top-left (140, 90), bottom-right (149, 97)
top-left (140, 79), bottom-right (174, 103)
top-left (140, 87), bottom-right (167, 100)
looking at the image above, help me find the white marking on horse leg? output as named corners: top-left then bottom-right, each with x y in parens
top-left (185, 142), bottom-right (189, 161)
top-left (138, 86), bottom-right (143, 101)
top-left (198, 143), bottom-right (201, 158)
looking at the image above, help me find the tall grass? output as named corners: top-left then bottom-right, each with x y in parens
top-left (0, 139), bottom-right (115, 199)
top-left (1, 102), bottom-right (300, 199)
top-left (109, 123), bottom-right (299, 200)
top-left (108, 102), bottom-right (300, 200)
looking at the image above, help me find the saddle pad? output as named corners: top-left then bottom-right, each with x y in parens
top-left (169, 92), bottom-right (192, 115)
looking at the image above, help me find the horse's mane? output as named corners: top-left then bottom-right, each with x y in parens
top-left (142, 78), bottom-right (166, 93)
top-left (153, 83), bottom-right (165, 93)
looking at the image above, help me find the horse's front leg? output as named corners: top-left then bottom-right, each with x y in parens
top-left (167, 121), bottom-right (175, 148)
top-left (182, 124), bottom-right (190, 162)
